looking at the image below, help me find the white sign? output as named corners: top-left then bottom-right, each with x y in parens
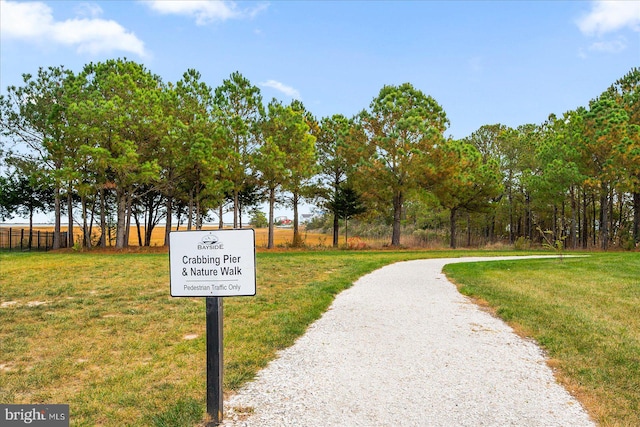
top-left (169, 229), bottom-right (256, 297)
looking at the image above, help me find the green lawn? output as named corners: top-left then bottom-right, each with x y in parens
top-left (444, 253), bottom-right (640, 427)
top-left (1, 250), bottom-right (637, 426)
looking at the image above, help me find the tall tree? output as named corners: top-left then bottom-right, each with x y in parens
top-left (75, 59), bottom-right (162, 248)
top-left (256, 99), bottom-right (313, 248)
top-left (465, 124), bottom-right (508, 242)
top-left (534, 113), bottom-right (586, 248)
top-left (0, 156), bottom-right (54, 245)
top-left (0, 65), bottom-right (73, 249)
top-left (328, 183), bottom-right (366, 244)
top-left (431, 139), bottom-right (502, 248)
top-left (316, 114), bottom-right (366, 247)
top-left (214, 72), bottom-right (264, 228)
top-left (579, 93), bottom-right (625, 250)
top-left (359, 83), bottom-right (448, 246)
top-left (285, 100), bottom-right (317, 247)
top-left (607, 67), bottom-right (640, 245)
top-left (159, 69), bottom-right (222, 241)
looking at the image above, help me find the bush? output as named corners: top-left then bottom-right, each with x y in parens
top-left (514, 236), bottom-right (531, 250)
top-left (249, 209), bottom-right (268, 228)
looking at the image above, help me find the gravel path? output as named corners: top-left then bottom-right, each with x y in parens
top-left (222, 257), bottom-right (595, 426)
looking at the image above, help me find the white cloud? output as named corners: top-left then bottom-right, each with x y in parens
top-left (144, 0), bottom-right (268, 25)
top-left (73, 3), bottom-right (104, 19)
top-left (260, 80), bottom-right (301, 99)
top-left (577, 0), bottom-right (640, 36)
top-left (0, 0), bottom-right (147, 57)
top-left (52, 19), bottom-right (147, 56)
top-left (0, 0), bottom-right (52, 39)
top-left (588, 36), bottom-right (627, 53)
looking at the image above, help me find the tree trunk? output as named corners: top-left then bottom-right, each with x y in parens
top-left (450, 208), bottom-right (457, 249)
top-left (267, 187), bottom-right (275, 249)
top-left (525, 192), bottom-right (532, 240)
top-left (88, 197), bottom-right (95, 249)
top-left (553, 204), bottom-right (559, 243)
top-left (115, 190), bottom-right (128, 249)
top-left (144, 195), bottom-right (157, 246)
top-left (582, 189), bottom-right (589, 249)
top-left (134, 209), bottom-right (143, 246)
top-left (508, 186), bottom-right (514, 244)
top-left (570, 186), bottom-right (577, 249)
top-left (100, 187), bottom-right (107, 248)
top-left (124, 195), bottom-right (132, 247)
top-left (82, 195), bottom-right (90, 248)
top-left (28, 207), bottom-right (34, 249)
top-left (333, 180), bottom-right (340, 247)
top-left (164, 197), bottom-right (172, 247)
top-left (601, 185), bottom-right (609, 251)
top-left (53, 185), bottom-right (61, 249)
top-left (292, 192), bottom-right (302, 247)
top-left (608, 187), bottom-right (615, 247)
top-left (391, 190), bottom-right (403, 246)
top-left (592, 193), bottom-right (597, 247)
top-left (187, 190), bottom-right (194, 231)
top-left (195, 194), bottom-right (202, 230)
top-left (233, 189), bottom-right (239, 229)
top-left (634, 192), bottom-right (640, 246)
top-left (67, 191), bottom-right (74, 248)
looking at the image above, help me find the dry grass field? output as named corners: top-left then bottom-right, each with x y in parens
top-left (139, 226), bottom-right (332, 248)
top-left (5, 225), bottom-right (332, 249)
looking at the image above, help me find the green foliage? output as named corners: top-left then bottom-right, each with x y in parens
top-left (256, 99), bottom-right (316, 247)
top-left (536, 226), bottom-right (566, 259)
top-left (328, 184), bottom-right (366, 222)
top-left (513, 236), bottom-right (532, 250)
top-left (0, 156), bottom-right (54, 222)
top-left (358, 82), bottom-right (448, 246)
top-left (214, 71), bottom-right (264, 228)
top-left (430, 139), bottom-right (503, 248)
top-left (249, 209), bottom-right (268, 228)
top-left (2, 61), bottom-right (639, 251)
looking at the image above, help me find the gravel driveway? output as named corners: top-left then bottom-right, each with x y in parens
top-left (222, 256), bottom-right (595, 426)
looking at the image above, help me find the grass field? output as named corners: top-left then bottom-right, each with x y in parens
top-left (0, 249), bottom-right (459, 426)
top-left (1, 224), bottom-right (440, 249)
top-left (1, 250), bottom-right (638, 426)
top-left (1, 225), bottom-right (338, 249)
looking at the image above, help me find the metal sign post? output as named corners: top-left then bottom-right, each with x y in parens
top-left (169, 229), bottom-right (256, 426)
top-left (206, 297), bottom-right (224, 426)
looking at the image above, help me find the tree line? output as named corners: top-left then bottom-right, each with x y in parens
top-left (0, 59), bottom-right (637, 250)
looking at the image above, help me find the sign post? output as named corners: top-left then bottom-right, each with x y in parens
top-left (206, 297), bottom-right (223, 425)
top-left (169, 229), bottom-right (256, 426)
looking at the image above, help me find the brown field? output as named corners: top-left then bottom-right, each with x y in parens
top-left (3, 224), bottom-right (333, 249)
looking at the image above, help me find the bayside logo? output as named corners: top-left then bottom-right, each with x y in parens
top-left (198, 233), bottom-right (224, 250)
top-left (1, 405), bottom-right (68, 426)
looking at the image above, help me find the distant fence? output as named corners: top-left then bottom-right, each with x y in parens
top-left (0, 228), bottom-right (69, 251)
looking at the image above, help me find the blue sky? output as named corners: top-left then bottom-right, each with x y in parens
top-left (1, 0), bottom-right (639, 140)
